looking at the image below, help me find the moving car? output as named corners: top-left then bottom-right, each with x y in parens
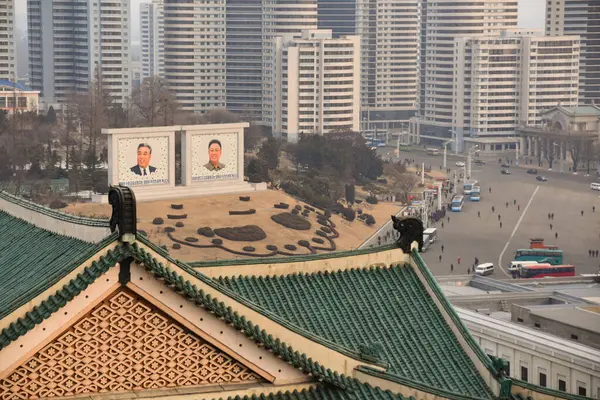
top-left (500, 169), bottom-right (511, 175)
top-left (475, 263), bottom-right (495, 276)
top-left (501, 163), bottom-right (510, 168)
top-left (456, 161), bottom-right (465, 167)
top-left (474, 159), bottom-right (485, 165)
top-left (536, 175), bottom-right (548, 182)
top-left (526, 169), bottom-right (538, 174)
top-left (591, 182), bottom-right (600, 191)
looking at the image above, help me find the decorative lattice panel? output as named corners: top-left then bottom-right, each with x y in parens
top-left (0, 289), bottom-right (261, 399)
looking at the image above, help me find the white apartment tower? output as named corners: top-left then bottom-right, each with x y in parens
top-left (140, 0), bottom-right (164, 80)
top-left (270, 30), bottom-right (361, 142)
top-left (0, 0), bottom-right (16, 81)
top-left (453, 30), bottom-right (580, 143)
top-left (419, 0), bottom-right (518, 146)
top-left (163, 0), bottom-right (226, 113)
top-left (546, 0), bottom-right (600, 105)
top-left (27, 0), bottom-right (131, 105)
top-left (357, 0), bottom-right (420, 129)
top-left (262, 0), bottom-right (318, 127)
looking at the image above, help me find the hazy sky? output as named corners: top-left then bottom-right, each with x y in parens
top-left (15, 0), bottom-right (546, 42)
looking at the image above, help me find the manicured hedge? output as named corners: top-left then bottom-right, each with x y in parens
top-left (320, 226), bottom-right (332, 234)
top-left (355, 199), bottom-right (363, 204)
top-left (197, 227), bottom-right (215, 237)
top-left (284, 244), bottom-right (297, 251)
top-left (239, 196), bottom-right (251, 201)
top-left (171, 204), bottom-right (184, 210)
top-left (304, 205), bottom-right (315, 212)
top-left (295, 205), bottom-right (302, 210)
top-left (316, 230), bottom-right (327, 238)
top-left (297, 240), bottom-right (310, 248)
top-left (266, 244), bottom-right (278, 251)
top-left (229, 209), bottom-right (256, 215)
top-left (211, 238), bottom-right (223, 245)
top-left (49, 199), bottom-right (68, 209)
top-left (152, 217), bottom-right (164, 225)
top-left (291, 209), bottom-right (299, 215)
top-left (164, 227), bottom-right (175, 233)
top-left (185, 237), bottom-right (199, 243)
top-left (214, 225), bottom-right (267, 241)
top-left (312, 237), bottom-right (325, 244)
top-left (365, 214), bottom-right (376, 225)
top-left (271, 212), bottom-right (311, 230)
top-left (243, 246), bottom-right (256, 252)
top-left (167, 214), bottom-right (188, 219)
top-left (172, 243), bottom-right (181, 249)
top-left (161, 245), bottom-right (168, 251)
top-left (175, 222), bottom-right (184, 228)
top-left (274, 202), bottom-right (290, 209)
top-left (357, 209), bottom-right (363, 215)
top-left (365, 195), bottom-right (378, 204)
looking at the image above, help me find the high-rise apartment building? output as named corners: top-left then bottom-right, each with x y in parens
top-left (316, 0), bottom-right (420, 131)
top-left (453, 30), bottom-right (580, 146)
top-left (546, 0), bottom-right (600, 105)
top-left (262, 0), bottom-right (318, 127)
top-left (269, 30), bottom-right (360, 142)
top-left (225, 0), bottom-right (262, 121)
top-left (27, 0), bottom-right (131, 105)
top-left (419, 0), bottom-right (518, 146)
top-left (0, 0), bottom-right (16, 81)
top-left (163, 0), bottom-right (225, 114)
top-left (140, 0), bottom-right (164, 80)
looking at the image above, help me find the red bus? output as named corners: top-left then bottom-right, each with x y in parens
top-left (519, 264), bottom-right (575, 279)
top-left (529, 238), bottom-right (559, 250)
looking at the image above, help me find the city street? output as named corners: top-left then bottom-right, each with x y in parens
top-left (378, 146), bottom-right (600, 277)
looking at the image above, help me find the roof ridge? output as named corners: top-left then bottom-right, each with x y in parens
top-left (0, 190), bottom-right (110, 227)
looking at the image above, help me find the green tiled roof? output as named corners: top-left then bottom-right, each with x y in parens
top-left (0, 211), bottom-right (115, 320)
top-left (561, 106), bottom-right (600, 115)
top-left (217, 265), bottom-right (493, 399)
top-left (227, 380), bottom-right (411, 400)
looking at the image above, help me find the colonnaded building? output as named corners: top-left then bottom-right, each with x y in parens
top-left (0, 186), bottom-right (596, 400)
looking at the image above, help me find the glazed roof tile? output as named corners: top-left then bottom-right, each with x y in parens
top-left (0, 211), bottom-right (115, 320)
top-left (217, 265), bottom-right (493, 399)
top-left (228, 380), bottom-right (410, 400)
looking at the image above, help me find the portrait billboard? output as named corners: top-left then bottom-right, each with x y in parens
top-left (117, 137), bottom-right (170, 186)
top-left (190, 132), bottom-right (239, 182)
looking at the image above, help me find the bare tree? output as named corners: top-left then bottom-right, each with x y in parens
top-left (385, 163), bottom-right (418, 204)
top-left (544, 139), bottom-right (556, 169)
top-left (131, 76), bottom-right (179, 127)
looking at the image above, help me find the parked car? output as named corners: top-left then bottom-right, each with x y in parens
top-left (536, 175), bottom-right (548, 182)
top-left (501, 163), bottom-right (510, 168)
top-left (501, 169), bottom-right (511, 175)
top-left (456, 161), bottom-right (465, 167)
top-left (526, 169), bottom-right (538, 174)
top-left (474, 159), bottom-right (485, 165)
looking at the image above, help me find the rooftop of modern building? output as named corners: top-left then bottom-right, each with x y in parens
top-left (0, 79), bottom-right (36, 92)
top-left (520, 304), bottom-right (600, 333)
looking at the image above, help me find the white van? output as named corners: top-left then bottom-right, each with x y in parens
top-left (507, 261), bottom-right (539, 272)
top-left (590, 183), bottom-right (600, 191)
top-left (475, 263), bottom-right (495, 276)
top-left (424, 228), bottom-right (437, 243)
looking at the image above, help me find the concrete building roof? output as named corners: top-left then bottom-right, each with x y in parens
top-left (529, 306), bottom-right (600, 333)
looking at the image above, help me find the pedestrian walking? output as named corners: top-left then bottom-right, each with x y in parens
top-left (489, 187), bottom-right (492, 194)
top-left (500, 221), bottom-right (503, 228)
top-left (450, 263), bottom-right (454, 273)
top-left (441, 244), bottom-right (445, 253)
top-left (467, 268), bottom-right (470, 274)
top-left (447, 216), bottom-right (450, 223)
top-left (498, 214), bottom-right (501, 221)
top-left (439, 254), bottom-right (442, 262)
top-left (596, 250), bottom-right (599, 258)
top-left (513, 199), bottom-right (516, 205)
top-left (492, 206), bottom-right (495, 213)
top-left (457, 256), bottom-right (461, 265)
top-left (441, 221), bottom-right (444, 228)
top-left (551, 213), bottom-right (554, 219)
top-left (594, 206), bottom-right (596, 213)
top-left (589, 249), bottom-right (593, 257)
top-left (581, 210), bottom-right (584, 217)
top-left (555, 232), bottom-right (558, 239)
top-left (518, 205), bottom-right (520, 211)
top-left (478, 211), bottom-right (481, 218)
top-left (550, 223), bottom-right (553, 230)
top-left (474, 257), bottom-right (479, 265)
top-left (506, 202), bottom-right (509, 208)
top-left (548, 213), bottom-right (551, 220)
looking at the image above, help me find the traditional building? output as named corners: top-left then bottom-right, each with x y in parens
top-left (0, 187), bottom-right (596, 400)
top-left (519, 105), bottom-right (600, 173)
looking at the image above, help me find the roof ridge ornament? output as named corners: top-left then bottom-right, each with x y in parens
top-left (109, 185), bottom-right (137, 242)
top-left (391, 216), bottom-right (424, 253)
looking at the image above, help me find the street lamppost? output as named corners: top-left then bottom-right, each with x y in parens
top-left (467, 145), bottom-right (479, 180)
top-left (443, 139), bottom-right (455, 170)
top-left (553, 142), bottom-right (564, 173)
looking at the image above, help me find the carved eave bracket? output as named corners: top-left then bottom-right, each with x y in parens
top-left (109, 185), bottom-right (137, 243)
